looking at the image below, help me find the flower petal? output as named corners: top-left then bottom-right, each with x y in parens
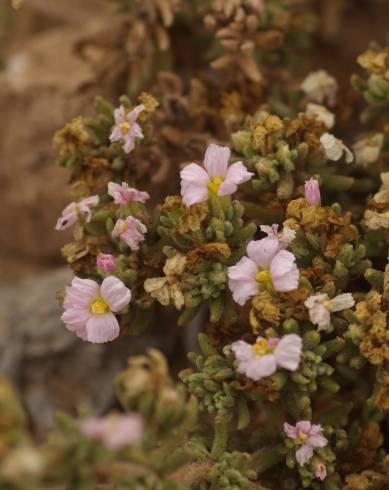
top-left (245, 354), bottom-right (277, 380)
top-left (307, 434), bottom-right (328, 448)
top-left (283, 422), bottom-right (298, 439)
top-left (330, 293), bottom-right (355, 312)
top-left (203, 143), bottom-right (230, 179)
top-left (269, 250), bottom-right (299, 292)
top-left (180, 163), bottom-right (210, 206)
top-left (246, 238), bottom-right (279, 268)
top-left (231, 340), bottom-right (253, 362)
top-left (64, 277), bottom-right (99, 309)
top-left (100, 276), bottom-right (131, 312)
top-left (295, 444), bottom-right (314, 466)
top-left (228, 256), bottom-right (258, 305)
top-left (219, 161), bottom-right (253, 195)
top-left (85, 313), bottom-right (120, 343)
top-left (274, 334), bottom-right (302, 371)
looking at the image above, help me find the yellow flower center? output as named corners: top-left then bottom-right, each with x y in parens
top-left (252, 338), bottom-right (276, 357)
top-left (90, 297), bottom-right (110, 315)
top-left (255, 270), bottom-right (273, 291)
top-left (297, 431), bottom-right (309, 443)
top-left (117, 221), bottom-right (128, 233)
top-left (119, 121), bottom-right (131, 134)
top-left (207, 177), bottom-right (223, 195)
top-left (323, 299), bottom-right (332, 311)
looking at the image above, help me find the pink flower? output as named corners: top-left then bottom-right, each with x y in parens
top-left (112, 216), bottom-right (147, 250)
top-left (109, 104), bottom-right (144, 154)
top-left (61, 276), bottom-right (131, 343)
top-left (228, 237), bottom-right (299, 305)
top-left (314, 460), bottom-right (327, 481)
top-left (80, 414), bottom-right (143, 450)
top-left (97, 253), bottom-right (117, 272)
top-left (304, 179), bottom-right (321, 206)
top-left (231, 334), bottom-right (302, 381)
top-left (304, 293), bottom-right (355, 331)
top-left (55, 195), bottom-right (99, 230)
top-left (108, 181), bottom-right (150, 205)
top-left (260, 224), bottom-right (296, 250)
top-left (180, 143), bottom-right (253, 206)
top-left (284, 421), bottom-right (328, 466)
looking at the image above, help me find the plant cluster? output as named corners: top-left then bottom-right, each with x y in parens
top-left (1, 1), bottom-right (389, 489)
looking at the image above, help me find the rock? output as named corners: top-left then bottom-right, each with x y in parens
top-left (0, 268), bottom-right (180, 436)
top-left (0, 8), bottom-right (129, 274)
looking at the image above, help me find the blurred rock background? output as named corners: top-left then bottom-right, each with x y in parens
top-left (0, 0), bottom-right (388, 434)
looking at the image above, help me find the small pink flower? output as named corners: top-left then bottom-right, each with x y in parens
top-left (304, 293), bottom-right (355, 331)
top-left (108, 181), bottom-right (150, 205)
top-left (80, 414), bottom-right (143, 450)
top-left (284, 421), bottom-right (328, 466)
top-left (228, 237), bottom-right (299, 305)
top-left (55, 195), bottom-right (99, 230)
top-left (112, 216), bottom-right (147, 250)
top-left (61, 276), bottom-right (131, 343)
top-left (110, 104), bottom-right (144, 154)
top-left (304, 179), bottom-right (321, 206)
top-left (314, 460), bottom-right (327, 481)
top-left (231, 334), bottom-right (302, 381)
top-left (97, 253), bottom-right (117, 273)
top-left (260, 224), bottom-right (296, 250)
top-left (180, 143), bottom-right (253, 206)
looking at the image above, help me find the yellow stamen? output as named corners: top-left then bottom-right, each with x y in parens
top-left (117, 221), bottom-right (128, 233)
top-left (255, 270), bottom-right (273, 291)
top-left (90, 297), bottom-right (110, 315)
top-left (298, 431), bottom-right (309, 442)
top-left (207, 177), bottom-right (223, 195)
top-left (252, 338), bottom-right (268, 356)
top-left (119, 121), bottom-right (131, 134)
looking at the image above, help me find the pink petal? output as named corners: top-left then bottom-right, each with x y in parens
top-left (295, 421), bottom-right (313, 434)
top-left (61, 307), bottom-right (90, 338)
top-left (228, 256), bottom-right (258, 305)
top-left (222, 161), bottom-right (253, 186)
top-left (309, 423), bottom-right (324, 436)
top-left (295, 444), bottom-right (314, 466)
top-left (100, 276), bottom-right (131, 312)
top-left (64, 277), bottom-right (99, 309)
top-left (128, 104), bottom-right (145, 122)
top-left (231, 340), bottom-right (253, 362)
top-left (180, 163), bottom-right (210, 206)
top-left (269, 250), bottom-right (299, 292)
top-left (114, 105), bottom-right (126, 124)
top-left (110, 126), bottom-right (123, 143)
top-left (307, 435), bottom-right (327, 448)
top-left (85, 313), bottom-right (120, 343)
top-left (129, 123), bottom-right (144, 139)
top-left (283, 422), bottom-right (298, 439)
top-left (245, 354), bottom-right (277, 380)
top-left (247, 238), bottom-right (279, 268)
top-left (274, 334), bottom-right (302, 371)
top-left (55, 211), bottom-right (78, 230)
top-left (203, 143), bottom-right (230, 179)
top-left (122, 136), bottom-right (136, 154)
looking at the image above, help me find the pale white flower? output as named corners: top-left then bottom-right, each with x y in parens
top-left (304, 293), bottom-right (355, 330)
top-left (320, 133), bottom-right (354, 163)
top-left (353, 133), bottom-right (384, 167)
top-left (301, 70), bottom-right (338, 106)
top-left (231, 334), bottom-right (302, 381)
top-left (305, 103), bottom-right (335, 129)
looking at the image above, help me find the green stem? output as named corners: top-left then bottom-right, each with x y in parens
top-left (211, 416), bottom-right (228, 459)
